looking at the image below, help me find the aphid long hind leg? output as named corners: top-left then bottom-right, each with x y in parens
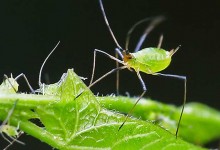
top-left (118, 71), bottom-right (147, 131)
top-left (14, 73), bottom-right (35, 93)
top-left (154, 73), bottom-right (187, 138)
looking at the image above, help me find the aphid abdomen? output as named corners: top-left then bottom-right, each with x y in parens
top-left (129, 48), bottom-right (172, 74)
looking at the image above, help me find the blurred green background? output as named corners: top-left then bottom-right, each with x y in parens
top-left (0, 0), bottom-right (219, 149)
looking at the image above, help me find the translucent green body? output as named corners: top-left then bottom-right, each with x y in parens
top-left (127, 48), bottom-right (172, 74)
top-left (0, 78), bottom-right (18, 93)
top-left (1, 125), bottom-right (18, 137)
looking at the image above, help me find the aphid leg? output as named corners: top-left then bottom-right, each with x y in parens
top-left (115, 52), bottom-right (120, 95)
top-left (157, 34), bottom-right (164, 49)
top-left (89, 49), bottom-right (124, 85)
top-left (118, 72), bottom-right (147, 131)
top-left (89, 49), bottom-right (97, 85)
top-left (115, 49), bottom-right (122, 96)
top-left (114, 48), bottom-right (124, 96)
top-left (75, 66), bottom-right (126, 100)
top-left (0, 100), bottom-right (18, 129)
top-left (1, 133), bottom-right (12, 144)
top-left (3, 131), bottom-right (24, 150)
top-left (75, 49), bottom-right (125, 100)
top-left (89, 66), bottom-right (127, 89)
top-left (154, 73), bottom-right (187, 138)
top-left (4, 130), bottom-right (24, 145)
top-left (15, 73), bottom-right (35, 93)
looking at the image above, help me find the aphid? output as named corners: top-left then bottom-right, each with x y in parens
top-left (0, 42), bottom-right (61, 96)
top-left (35, 41), bottom-right (64, 95)
top-left (36, 41), bottom-right (88, 95)
top-left (5, 41), bottom-right (61, 95)
top-left (0, 74), bottom-right (34, 94)
top-left (88, 0), bottom-right (187, 137)
top-left (0, 92), bottom-right (24, 149)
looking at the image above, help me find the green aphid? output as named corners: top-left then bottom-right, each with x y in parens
top-left (87, 0), bottom-right (187, 138)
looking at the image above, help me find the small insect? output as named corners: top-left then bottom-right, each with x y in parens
top-left (0, 100), bottom-right (24, 150)
top-left (88, 0), bottom-right (187, 137)
top-left (35, 41), bottom-right (65, 95)
top-left (0, 41), bottom-right (61, 96)
top-left (36, 41), bottom-right (88, 95)
top-left (0, 74), bottom-right (34, 94)
top-left (0, 77), bottom-right (25, 149)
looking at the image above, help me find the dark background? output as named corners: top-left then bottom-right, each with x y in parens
top-left (0, 0), bottom-right (220, 149)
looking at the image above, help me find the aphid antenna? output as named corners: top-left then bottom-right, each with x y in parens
top-left (99, 0), bottom-right (124, 54)
top-left (125, 17), bottom-right (152, 50)
top-left (134, 16), bottom-right (165, 52)
top-left (38, 41), bottom-right (60, 88)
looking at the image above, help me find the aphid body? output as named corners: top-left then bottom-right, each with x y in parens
top-left (125, 48), bottom-right (175, 74)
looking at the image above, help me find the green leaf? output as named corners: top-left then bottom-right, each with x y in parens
top-left (0, 69), bottom-right (205, 149)
top-left (180, 103), bottom-right (220, 144)
top-left (98, 96), bottom-right (220, 145)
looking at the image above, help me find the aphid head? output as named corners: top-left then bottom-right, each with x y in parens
top-left (122, 49), bottom-right (133, 62)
